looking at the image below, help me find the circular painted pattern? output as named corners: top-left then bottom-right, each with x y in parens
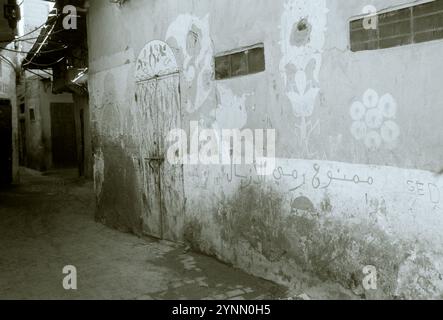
top-left (363, 88), bottom-right (379, 109)
top-left (365, 108), bottom-right (384, 129)
top-left (378, 93), bottom-right (397, 119)
top-left (350, 101), bottom-right (366, 121)
top-left (365, 131), bottom-right (382, 150)
top-left (381, 120), bottom-right (400, 143)
top-left (350, 89), bottom-right (400, 150)
top-left (350, 121), bottom-right (367, 141)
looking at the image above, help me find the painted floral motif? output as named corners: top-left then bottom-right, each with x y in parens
top-left (350, 89), bottom-right (400, 150)
top-left (280, 0), bottom-right (328, 157)
top-left (166, 14), bottom-right (214, 114)
top-left (287, 71), bottom-right (319, 118)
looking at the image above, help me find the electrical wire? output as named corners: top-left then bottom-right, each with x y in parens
top-left (40, 69), bottom-right (53, 76)
top-left (25, 68), bottom-right (48, 80)
top-left (0, 28), bottom-right (68, 44)
top-left (0, 54), bottom-right (16, 70)
top-left (0, 36), bottom-right (39, 44)
top-left (0, 45), bottom-right (67, 54)
top-left (0, 13), bottom-right (62, 46)
top-left (16, 14), bottom-right (60, 41)
top-left (22, 56), bottom-right (65, 68)
top-left (0, 36), bottom-right (38, 43)
top-left (23, 12), bottom-right (61, 67)
top-left (0, 24), bottom-right (68, 54)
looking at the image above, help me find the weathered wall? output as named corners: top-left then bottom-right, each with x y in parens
top-left (73, 94), bottom-right (93, 179)
top-left (25, 77), bottom-right (74, 171)
top-left (0, 50), bottom-right (19, 184)
top-left (88, 0), bottom-right (443, 299)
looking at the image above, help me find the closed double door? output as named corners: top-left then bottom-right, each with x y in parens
top-left (136, 73), bottom-right (184, 241)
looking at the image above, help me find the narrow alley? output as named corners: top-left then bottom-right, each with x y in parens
top-left (0, 169), bottom-right (289, 300)
top-left (0, 169), bottom-right (361, 300)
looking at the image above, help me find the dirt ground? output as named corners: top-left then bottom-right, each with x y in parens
top-left (0, 168), bottom-right (359, 300)
top-left (0, 168), bottom-right (291, 300)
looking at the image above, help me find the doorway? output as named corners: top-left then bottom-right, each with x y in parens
top-left (136, 73), bottom-right (185, 242)
top-left (50, 103), bottom-right (77, 168)
top-left (0, 99), bottom-right (12, 185)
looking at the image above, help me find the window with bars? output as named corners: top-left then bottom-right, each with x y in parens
top-left (214, 45), bottom-right (265, 80)
top-left (350, 0), bottom-right (443, 52)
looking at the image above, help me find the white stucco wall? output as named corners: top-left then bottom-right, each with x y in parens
top-left (87, 0), bottom-right (443, 299)
top-left (25, 77), bottom-right (74, 171)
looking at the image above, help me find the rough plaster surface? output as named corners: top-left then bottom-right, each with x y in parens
top-left (24, 78), bottom-right (74, 171)
top-left (87, 0), bottom-right (443, 299)
top-left (0, 51), bottom-right (19, 183)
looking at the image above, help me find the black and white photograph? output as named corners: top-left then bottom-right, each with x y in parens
top-left (1, 0), bottom-right (443, 307)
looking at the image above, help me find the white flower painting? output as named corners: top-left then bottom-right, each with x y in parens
top-left (350, 89), bottom-right (400, 150)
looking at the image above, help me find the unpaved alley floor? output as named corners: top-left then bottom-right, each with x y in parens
top-left (0, 168), bottom-right (289, 300)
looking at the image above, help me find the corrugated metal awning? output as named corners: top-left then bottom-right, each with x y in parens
top-left (22, 10), bottom-right (67, 69)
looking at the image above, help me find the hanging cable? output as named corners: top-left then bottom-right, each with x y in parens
top-left (0, 54), bottom-right (16, 70)
top-left (0, 36), bottom-right (38, 44)
top-left (0, 27), bottom-right (68, 44)
top-left (23, 14), bottom-right (61, 67)
top-left (22, 56), bottom-right (65, 68)
top-left (0, 45), bottom-right (67, 55)
top-left (0, 13), bottom-right (62, 45)
top-left (40, 69), bottom-right (53, 76)
top-left (15, 14), bottom-right (60, 41)
top-left (25, 68), bottom-right (48, 80)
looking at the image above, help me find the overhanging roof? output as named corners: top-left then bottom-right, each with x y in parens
top-left (22, 1), bottom-right (87, 70)
top-left (22, 10), bottom-right (64, 69)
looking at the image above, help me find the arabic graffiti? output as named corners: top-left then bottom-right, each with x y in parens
top-left (272, 167), bottom-right (306, 192)
top-left (312, 164), bottom-right (374, 190)
top-left (224, 160), bottom-right (375, 193)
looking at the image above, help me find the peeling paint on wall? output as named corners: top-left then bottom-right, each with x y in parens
top-left (166, 14), bottom-right (214, 114)
top-left (280, 0), bottom-right (328, 158)
top-left (214, 85), bottom-right (250, 130)
top-left (184, 157), bottom-right (443, 298)
top-left (94, 148), bottom-right (104, 202)
top-left (87, 0), bottom-right (443, 299)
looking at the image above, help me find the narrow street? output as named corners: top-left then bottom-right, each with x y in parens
top-left (0, 169), bottom-right (288, 300)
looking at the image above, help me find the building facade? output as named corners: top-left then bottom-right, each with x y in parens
top-left (22, 77), bottom-right (75, 171)
top-left (18, 0), bottom-right (93, 177)
top-left (0, 49), bottom-right (18, 185)
top-left (0, 0), bottom-right (20, 185)
top-left (16, 0), bottom-right (80, 172)
top-left (87, 0), bottom-right (443, 299)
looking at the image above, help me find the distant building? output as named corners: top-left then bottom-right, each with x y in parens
top-left (19, 0), bottom-right (91, 176)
